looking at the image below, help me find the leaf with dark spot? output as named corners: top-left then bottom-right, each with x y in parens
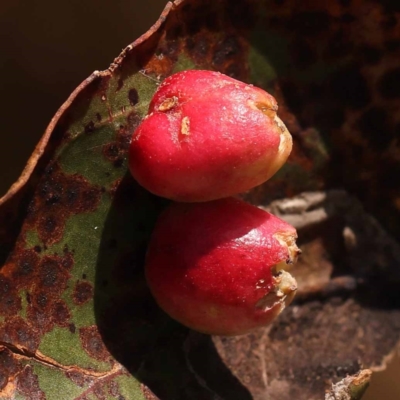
top-left (1, 0), bottom-right (400, 399)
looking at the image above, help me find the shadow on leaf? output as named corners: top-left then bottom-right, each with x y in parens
top-left (94, 172), bottom-right (252, 399)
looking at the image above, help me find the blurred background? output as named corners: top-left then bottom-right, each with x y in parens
top-left (0, 0), bottom-right (397, 398)
top-left (0, 0), bottom-right (166, 196)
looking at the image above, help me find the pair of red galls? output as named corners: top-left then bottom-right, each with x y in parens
top-left (129, 70), bottom-right (299, 336)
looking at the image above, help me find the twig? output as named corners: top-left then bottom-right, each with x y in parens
top-left (325, 369), bottom-right (372, 400)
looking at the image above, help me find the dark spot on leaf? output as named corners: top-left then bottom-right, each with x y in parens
top-left (127, 111), bottom-right (141, 130)
top-left (66, 370), bottom-right (93, 387)
top-left (327, 65), bottom-right (370, 109)
top-left (43, 215), bottom-right (59, 236)
top-left (79, 326), bottom-right (111, 362)
top-left (84, 120), bottom-right (95, 134)
top-left (45, 191), bottom-right (61, 205)
top-left (35, 292), bottom-right (49, 309)
top-left (213, 36), bottom-right (242, 66)
top-left (24, 253), bottom-right (72, 333)
top-left (113, 158), bottom-right (124, 168)
top-left (109, 381), bottom-right (120, 397)
top-left (96, 113), bottom-right (102, 122)
top-left (186, 35), bottom-right (210, 64)
top-left (378, 67), bottom-right (400, 99)
top-left (0, 317), bottom-right (39, 353)
top-left (117, 125), bottom-right (133, 152)
top-left (94, 383), bottom-right (107, 400)
top-left (69, 323), bottom-right (76, 334)
top-left (35, 218), bottom-right (59, 246)
top-left (63, 131), bottom-right (72, 143)
top-left (102, 125), bottom-right (131, 168)
top-left (52, 300), bottom-right (71, 327)
top-left (16, 365), bottom-right (45, 399)
top-left (82, 273), bottom-right (87, 279)
top-left (73, 281), bottom-right (94, 305)
top-left (27, 305), bottom-right (52, 334)
top-left (0, 275), bottom-right (21, 316)
top-left (28, 162), bottom-right (102, 245)
top-left (161, 38), bottom-right (180, 61)
top-left (102, 143), bottom-right (121, 162)
top-left (61, 249), bottom-right (74, 270)
top-left (128, 88), bottom-right (139, 106)
top-left (11, 248), bottom-right (39, 288)
top-left (34, 245), bottom-right (41, 253)
top-left (37, 255), bottom-right (70, 294)
top-left (81, 193), bottom-right (102, 217)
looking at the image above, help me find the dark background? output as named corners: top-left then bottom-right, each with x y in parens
top-left (0, 1), bottom-right (397, 398)
top-left (0, 0), bottom-right (166, 196)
